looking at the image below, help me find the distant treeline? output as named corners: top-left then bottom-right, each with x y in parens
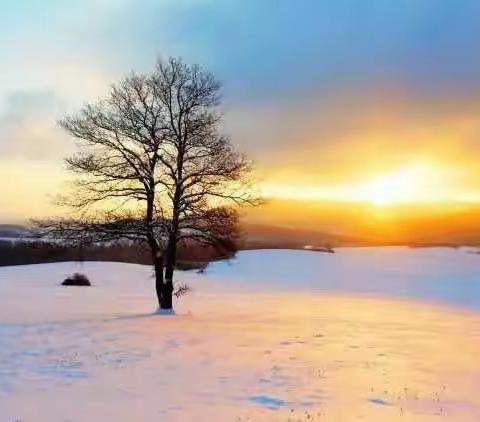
top-left (0, 240), bottom-right (231, 268)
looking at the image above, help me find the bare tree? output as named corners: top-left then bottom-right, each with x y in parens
top-left (151, 58), bottom-right (259, 308)
top-left (35, 71), bottom-right (170, 307)
top-left (34, 57), bottom-right (259, 311)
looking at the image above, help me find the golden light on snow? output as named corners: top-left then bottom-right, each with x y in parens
top-left (3, 253), bottom-right (480, 421)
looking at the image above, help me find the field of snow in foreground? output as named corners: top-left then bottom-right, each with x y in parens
top-left (1, 247), bottom-right (480, 421)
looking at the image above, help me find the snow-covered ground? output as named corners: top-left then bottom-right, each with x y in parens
top-left (1, 247), bottom-right (480, 421)
top-left (209, 247), bottom-right (480, 310)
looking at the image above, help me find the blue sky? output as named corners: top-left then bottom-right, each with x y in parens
top-left (2, 0), bottom-right (480, 101)
top-left (2, 0), bottom-right (480, 219)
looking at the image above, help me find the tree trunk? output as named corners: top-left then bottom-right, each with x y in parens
top-left (164, 235), bottom-right (177, 283)
top-left (153, 252), bottom-right (164, 309)
top-left (145, 187), bottom-right (171, 310)
top-left (160, 280), bottom-right (173, 309)
top-left (163, 234), bottom-right (177, 310)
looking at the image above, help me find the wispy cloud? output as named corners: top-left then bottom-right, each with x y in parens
top-left (0, 91), bottom-right (68, 160)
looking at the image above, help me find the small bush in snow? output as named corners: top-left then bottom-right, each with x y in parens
top-left (173, 283), bottom-right (191, 298)
top-left (62, 272), bottom-right (91, 286)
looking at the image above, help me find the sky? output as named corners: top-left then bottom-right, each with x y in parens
top-left (2, 0), bottom-right (480, 221)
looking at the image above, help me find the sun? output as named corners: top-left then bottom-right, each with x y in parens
top-left (356, 166), bottom-right (422, 206)
top-left (259, 161), bottom-right (452, 205)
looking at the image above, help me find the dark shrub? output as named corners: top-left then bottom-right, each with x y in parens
top-left (62, 272), bottom-right (91, 286)
top-left (175, 261), bottom-right (208, 271)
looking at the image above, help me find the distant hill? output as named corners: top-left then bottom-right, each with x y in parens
top-left (242, 223), bottom-right (368, 249)
top-left (5, 198), bottom-right (480, 249)
top-left (242, 199), bottom-right (480, 247)
top-left (0, 224), bottom-right (31, 238)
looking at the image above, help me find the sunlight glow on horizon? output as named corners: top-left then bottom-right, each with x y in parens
top-left (259, 161), bottom-right (480, 206)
